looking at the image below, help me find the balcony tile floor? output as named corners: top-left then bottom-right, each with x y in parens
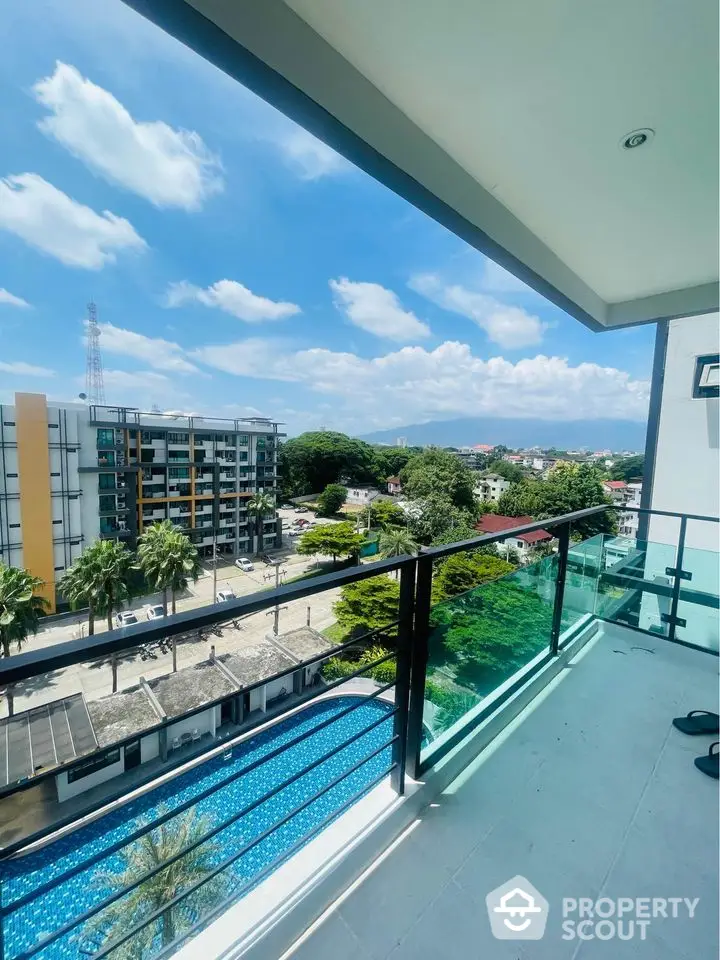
top-left (284, 623), bottom-right (719, 960)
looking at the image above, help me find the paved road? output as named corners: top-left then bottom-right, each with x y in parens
top-left (1, 508), bottom-right (360, 718)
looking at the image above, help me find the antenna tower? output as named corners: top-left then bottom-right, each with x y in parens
top-left (85, 301), bottom-right (106, 404)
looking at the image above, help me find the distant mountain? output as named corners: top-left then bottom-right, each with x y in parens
top-left (358, 417), bottom-right (647, 452)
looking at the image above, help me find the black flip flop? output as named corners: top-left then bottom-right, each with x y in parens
top-left (694, 742), bottom-right (719, 780)
top-left (672, 710), bottom-right (720, 735)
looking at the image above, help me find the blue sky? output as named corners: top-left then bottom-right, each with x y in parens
top-left (0, 0), bottom-right (654, 437)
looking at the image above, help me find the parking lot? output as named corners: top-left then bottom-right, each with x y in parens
top-left (0, 507), bottom-right (359, 718)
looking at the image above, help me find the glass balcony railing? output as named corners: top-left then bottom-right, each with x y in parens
top-left (0, 503), bottom-right (716, 960)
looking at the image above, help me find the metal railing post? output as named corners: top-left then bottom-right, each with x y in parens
top-left (665, 515), bottom-right (688, 642)
top-left (550, 522), bottom-right (571, 654)
top-left (391, 562), bottom-right (416, 795)
top-left (405, 555), bottom-right (433, 781)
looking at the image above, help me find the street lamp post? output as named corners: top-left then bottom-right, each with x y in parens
top-left (265, 560), bottom-right (287, 635)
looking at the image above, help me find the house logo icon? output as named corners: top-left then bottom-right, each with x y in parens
top-left (486, 876), bottom-right (549, 939)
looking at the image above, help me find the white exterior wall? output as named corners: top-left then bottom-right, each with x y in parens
top-left (141, 731), bottom-right (160, 763)
top-left (55, 748), bottom-right (125, 803)
top-left (649, 314), bottom-right (719, 551)
top-left (265, 676), bottom-right (292, 703)
top-left (167, 707), bottom-right (216, 744)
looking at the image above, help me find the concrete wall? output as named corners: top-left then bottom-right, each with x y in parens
top-left (649, 314), bottom-right (719, 551)
top-left (56, 747), bottom-right (125, 803)
top-left (265, 676), bottom-right (291, 703)
top-left (167, 707), bottom-right (216, 745)
top-left (141, 731), bottom-right (160, 763)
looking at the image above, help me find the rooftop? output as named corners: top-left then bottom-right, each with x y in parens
top-left (270, 627), bottom-right (335, 663)
top-left (86, 685), bottom-right (160, 747)
top-left (476, 514), bottom-right (553, 544)
top-left (147, 660), bottom-right (236, 718)
top-left (219, 641), bottom-right (296, 688)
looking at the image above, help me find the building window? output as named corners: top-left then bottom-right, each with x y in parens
top-left (99, 473), bottom-right (116, 489)
top-left (99, 494), bottom-right (116, 512)
top-left (51, 472), bottom-right (60, 477)
top-left (54, 565), bottom-right (64, 571)
top-left (256, 438), bottom-right (266, 450)
top-left (48, 423), bottom-right (59, 429)
top-left (168, 467), bottom-right (190, 479)
top-left (7, 473), bottom-right (17, 478)
top-left (168, 451), bottom-right (190, 461)
top-left (98, 452), bottom-right (115, 467)
top-left (52, 519), bottom-right (63, 525)
top-left (67, 747), bottom-right (121, 783)
top-left (168, 432), bottom-right (189, 444)
top-left (9, 523), bottom-right (20, 528)
top-left (3, 421), bottom-right (15, 426)
top-left (140, 449), bottom-right (155, 463)
top-left (238, 435), bottom-right (249, 445)
top-left (97, 428), bottom-right (115, 447)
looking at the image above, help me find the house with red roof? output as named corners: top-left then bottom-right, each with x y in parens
top-left (386, 476), bottom-right (402, 495)
top-left (602, 479), bottom-right (629, 503)
top-left (475, 514), bottom-right (555, 561)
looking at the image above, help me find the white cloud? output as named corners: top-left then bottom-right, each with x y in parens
top-left (98, 323), bottom-right (198, 373)
top-left (191, 338), bottom-right (649, 430)
top-left (278, 128), bottom-right (349, 181)
top-left (0, 173), bottom-right (145, 269)
top-left (33, 62), bottom-right (223, 210)
top-left (330, 278), bottom-right (430, 342)
top-left (166, 280), bottom-right (300, 323)
top-left (481, 259), bottom-right (533, 294)
top-left (0, 288), bottom-right (30, 308)
top-left (0, 360), bottom-right (55, 377)
top-left (409, 273), bottom-right (544, 349)
top-left (103, 369), bottom-right (170, 390)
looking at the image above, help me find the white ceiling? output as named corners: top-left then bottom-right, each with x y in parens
top-left (285, 0), bottom-right (718, 306)
top-left (139, 0), bottom-right (719, 328)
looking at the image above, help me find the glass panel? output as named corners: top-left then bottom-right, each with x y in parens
top-left (421, 557), bottom-right (557, 757)
top-left (675, 545), bottom-right (720, 652)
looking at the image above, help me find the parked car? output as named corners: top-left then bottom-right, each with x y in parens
top-left (294, 506), bottom-right (308, 513)
top-left (294, 518), bottom-right (311, 527)
top-left (216, 589), bottom-right (236, 603)
top-left (145, 604), bottom-right (165, 620)
top-left (116, 611), bottom-right (138, 628)
top-left (234, 557), bottom-right (254, 572)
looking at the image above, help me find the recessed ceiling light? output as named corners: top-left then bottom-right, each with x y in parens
top-left (620, 128), bottom-right (655, 150)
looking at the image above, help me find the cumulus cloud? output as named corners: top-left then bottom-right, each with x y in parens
top-left (191, 338), bottom-right (649, 428)
top-left (0, 174), bottom-right (145, 269)
top-left (0, 288), bottom-right (30, 308)
top-left (98, 323), bottom-right (199, 373)
top-left (330, 278), bottom-right (430, 342)
top-left (409, 273), bottom-right (544, 349)
top-left (278, 128), bottom-right (349, 180)
top-left (33, 62), bottom-right (223, 210)
top-left (165, 280), bottom-right (300, 323)
top-left (0, 360), bottom-right (55, 376)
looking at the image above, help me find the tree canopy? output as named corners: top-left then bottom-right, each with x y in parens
top-left (0, 563), bottom-right (47, 659)
top-left (316, 483), bottom-right (347, 516)
top-left (484, 458), bottom-right (525, 483)
top-left (610, 455), bottom-right (644, 483)
top-left (333, 575), bottom-right (400, 639)
top-left (296, 522), bottom-right (365, 562)
top-left (497, 462), bottom-right (614, 537)
top-left (279, 432), bottom-right (377, 496)
top-left (432, 552), bottom-right (514, 604)
top-left (405, 494), bottom-right (477, 545)
top-left (399, 448), bottom-right (477, 511)
top-left (369, 498), bottom-right (406, 530)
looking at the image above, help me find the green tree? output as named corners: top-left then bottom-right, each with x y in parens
top-left (484, 459), bottom-right (525, 483)
top-left (247, 492), bottom-right (276, 555)
top-left (279, 432), bottom-right (377, 496)
top-left (378, 528), bottom-right (418, 576)
top-left (333, 575), bottom-right (401, 639)
top-left (370, 446), bottom-right (420, 483)
top-left (368, 499), bottom-right (406, 530)
top-left (610, 455), bottom-right (644, 483)
top-left (400, 448), bottom-right (477, 511)
top-left (58, 551), bottom-right (100, 635)
top-left (81, 807), bottom-right (229, 957)
top-left (316, 483), bottom-right (347, 516)
top-left (296, 522), bottom-right (366, 563)
top-left (432, 552), bottom-right (514, 604)
top-left (406, 494), bottom-right (477, 545)
top-left (0, 564), bottom-right (48, 715)
top-left (497, 462), bottom-right (614, 538)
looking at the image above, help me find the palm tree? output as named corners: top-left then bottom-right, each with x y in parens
top-left (58, 550), bottom-right (100, 636)
top-left (80, 806), bottom-right (230, 958)
top-left (0, 563), bottom-right (48, 715)
top-left (137, 523), bottom-right (200, 672)
top-left (378, 528), bottom-right (418, 576)
top-left (247, 492), bottom-right (275, 556)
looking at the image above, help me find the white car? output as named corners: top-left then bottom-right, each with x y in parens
top-left (216, 589), bottom-right (236, 603)
top-left (145, 604), bottom-right (165, 620)
top-left (115, 611), bottom-right (138, 628)
top-left (234, 557), bottom-right (254, 572)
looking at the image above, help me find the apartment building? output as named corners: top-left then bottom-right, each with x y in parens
top-left (474, 472), bottom-right (511, 503)
top-left (0, 394), bottom-right (283, 611)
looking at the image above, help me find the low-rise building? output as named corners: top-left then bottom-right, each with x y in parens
top-left (618, 481), bottom-right (642, 537)
top-left (475, 514), bottom-right (554, 561)
top-left (602, 479), bottom-right (629, 503)
top-left (474, 473), bottom-right (511, 503)
top-left (345, 485), bottom-right (382, 504)
top-left (386, 476), bottom-right (402, 495)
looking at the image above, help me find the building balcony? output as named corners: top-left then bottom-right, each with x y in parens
top-left (0, 505), bottom-right (716, 960)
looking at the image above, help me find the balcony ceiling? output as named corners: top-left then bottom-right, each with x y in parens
top-left (132, 0), bottom-right (719, 328)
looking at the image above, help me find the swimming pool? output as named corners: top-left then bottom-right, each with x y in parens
top-left (0, 695), bottom-right (395, 960)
